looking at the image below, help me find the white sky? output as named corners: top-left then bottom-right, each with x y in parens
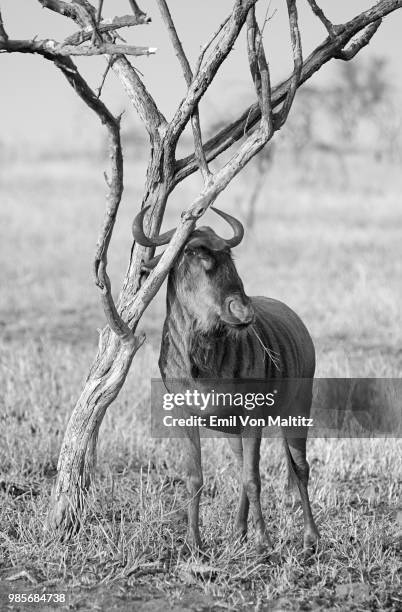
top-left (1, 1), bottom-right (402, 147)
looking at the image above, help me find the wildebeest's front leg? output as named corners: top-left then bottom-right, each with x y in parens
top-left (227, 435), bottom-right (249, 538)
top-left (182, 424), bottom-right (203, 550)
top-left (242, 433), bottom-right (272, 553)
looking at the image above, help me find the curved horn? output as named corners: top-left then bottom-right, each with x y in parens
top-left (211, 206), bottom-right (244, 248)
top-left (132, 205), bottom-right (176, 247)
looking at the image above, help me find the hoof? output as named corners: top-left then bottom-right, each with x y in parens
top-left (303, 529), bottom-right (320, 551)
top-left (255, 531), bottom-right (273, 555)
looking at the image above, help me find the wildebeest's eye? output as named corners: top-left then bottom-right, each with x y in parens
top-left (184, 246), bottom-right (214, 270)
top-left (197, 249), bottom-right (214, 271)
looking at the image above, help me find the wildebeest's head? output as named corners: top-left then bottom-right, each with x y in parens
top-left (133, 206), bottom-right (254, 332)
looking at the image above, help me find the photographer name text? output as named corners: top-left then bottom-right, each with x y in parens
top-left (162, 415), bottom-right (314, 428)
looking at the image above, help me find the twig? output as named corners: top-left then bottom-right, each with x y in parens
top-left (96, 57), bottom-right (116, 98)
top-left (306, 0), bottom-right (339, 38)
top-left (193, 15), bottom-right (231, 76)
top-left (250, 325), bottom-right (281, 370)
top-left (156, 0), bottom-right (211, 184)
top-left (6, 570), bottom-right (38, 585)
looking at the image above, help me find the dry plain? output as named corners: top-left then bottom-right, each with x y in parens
top-left (0, 152), bottom-right (401, 610)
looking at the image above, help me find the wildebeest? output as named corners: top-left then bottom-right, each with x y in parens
top-left (133, 206), bottom-right (320, 553)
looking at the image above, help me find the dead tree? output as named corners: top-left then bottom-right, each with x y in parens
top-left (1, 0), bottom-right (401, 536)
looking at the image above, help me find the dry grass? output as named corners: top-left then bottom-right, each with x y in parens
top-left (0, 153), bottom-right (401, 610)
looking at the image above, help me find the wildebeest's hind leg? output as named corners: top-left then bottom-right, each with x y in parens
top-left (182, 424), bottom-right (203, 551)
top-left (242, 432), bottom-right (273, 553)
top-left (284, 435), bottom-right (320, 550)
top-left (227, 436), bottom-right (249, 539)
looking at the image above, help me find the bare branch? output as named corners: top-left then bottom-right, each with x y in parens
top-left (38, 0), bottom-right (165, 137)
top-left (64, 15), bottom-right (148, 46)
top-left (246, 7), bottom-right (273, 132)
top-left (156, 0), bottom-right (211, 183)
top-left (256, 32), bottom-right (273, 132)
top-left (334, 20), bottom-right (382, 61)
top-left (98, 261), bottom-right (134, 343)
top-left (0, 37), bottom-right (157, 56)
top-left (174, 0), bottom-right (402, 184)
top-left (194, 15), bottom-right (231, 76)
top-left (96, 57), bottom-right (116, 98)
top-left (91, 0), bottom-right (104, 45)
top-left (36, 53), bottom-right (132, 341)
top-left (246, 8), bottom-right (260, 97)
top-left (167, 0), bottom-right (258, 146)
top-left (275, 0), bottom-right (303, 127)
top-left (306, 0), bottom-right (339, 38)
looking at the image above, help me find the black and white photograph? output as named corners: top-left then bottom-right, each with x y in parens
top-left (0, 1), bottom-right (401, 610)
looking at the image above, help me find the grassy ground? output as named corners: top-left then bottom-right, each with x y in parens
top-left (0, 154), bottom-right (401, 610)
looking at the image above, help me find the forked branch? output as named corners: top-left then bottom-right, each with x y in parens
top-left (156, 0), bottom-right (211, 184)
top-left (37, 0), bottom-right (166, 138)
top-left (166, 0), bottom-right (258, 147)
top-left (334, 20), bottom-right (382, 61)
top-left (43, 54), bottom-right (133, 342)
top-left (306, 0), bottom-right (340, 38)
top-left (174, 0), bottom-right (402, 184)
